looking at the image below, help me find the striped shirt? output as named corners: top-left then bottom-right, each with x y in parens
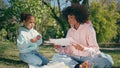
top-left (56, 21), bottom-right (100, 57)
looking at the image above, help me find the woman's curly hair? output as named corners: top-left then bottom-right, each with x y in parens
top-left (62, 4), bottom-right (89, 24)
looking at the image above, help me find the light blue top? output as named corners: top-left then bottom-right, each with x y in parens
top-left (17, 27), bottom-right (42, 53)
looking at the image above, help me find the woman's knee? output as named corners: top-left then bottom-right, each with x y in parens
top-left (94, 58), bottom-right (113, 68)
top-left (104, 59), bottom-right (113, 68)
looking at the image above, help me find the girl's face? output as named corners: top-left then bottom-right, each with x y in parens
top-left (24, 16), bottom-right (35, 30)
top-left (68, 15), bottom-right (77, 27)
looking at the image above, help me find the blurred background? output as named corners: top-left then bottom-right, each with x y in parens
top-left (0, 0), bottom-right (120, 68)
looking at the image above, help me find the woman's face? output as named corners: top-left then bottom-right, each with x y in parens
top-left (68, 15), bottom-right (77, 27)
top-left (24, 16), bottom-right (35, 30)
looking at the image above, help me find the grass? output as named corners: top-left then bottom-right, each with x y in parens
top-left (0, 41), bottom-right (120, 68)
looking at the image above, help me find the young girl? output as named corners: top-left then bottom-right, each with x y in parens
top-left (17, 13), bottom-right (49, 67)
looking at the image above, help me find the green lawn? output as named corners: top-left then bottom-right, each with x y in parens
top-left (0, 42), bottom-right (120, 68)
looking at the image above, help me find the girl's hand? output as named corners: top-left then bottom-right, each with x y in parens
top-left (30, 35), bottom-right (41, 43)
top-left (72, 44), bottom-right (84, 51)
top-left (36, 35), bottom-right (41, 40)
top-left (30, 38), bottom-right (38, 43)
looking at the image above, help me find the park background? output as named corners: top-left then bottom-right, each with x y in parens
top-left (0, 0), bottom-right (120, 68)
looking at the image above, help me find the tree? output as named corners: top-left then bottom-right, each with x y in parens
top-left (42, 0), bottom-right (69, 37)
top-left (0, 0), bottom-right (7, 9)
top-left (42, 0), bottom-right (89, 37)
top-left (0, 0), bottom-right (52, 41)
top-left (90, 0), bottom-right (120, 43)
top-left (115, 1), bottom-right (120, 43)
top-left (0, 0), bottom-right (8, 27)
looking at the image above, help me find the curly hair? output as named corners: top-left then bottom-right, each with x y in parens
top-left (62, 4), bottom-right (89, 24)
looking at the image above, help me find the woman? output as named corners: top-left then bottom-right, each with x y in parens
top-left (54, 4), bottom-right (113, 68)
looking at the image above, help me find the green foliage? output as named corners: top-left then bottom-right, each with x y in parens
top-left (115, 9), bottom-right (120, 43)
top-left (1, 29), bottom-right (7, 37)
top-left (9, 0), bottom-right (49, 25)
top-left (8, 0), bottom-right (68, 40)
top-left (0, 29), bottom-right (7, 41)
top-left (0, 0), bottom-right (64, 42)
top-left (7, 0), bottom-right (58, 40)
top-left (0, 0), bottom-right (7, 9)
top-left (1, 0), bottom-right (119, 43)
top-left (90, 0), bottom-right (120, 43)
top-left (43, 25), bottom-right (64, 40)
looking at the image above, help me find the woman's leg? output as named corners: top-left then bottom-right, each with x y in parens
top-left (19, 51), bottom-right (49, 67)
top-left (70, 55), bottom-right (112, 68)
top-left (69, 55), bottom-right (84, 64)
top-left (79, 56), bottom-right (112, 68)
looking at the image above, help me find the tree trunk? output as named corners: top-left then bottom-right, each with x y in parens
top-left (42, 0), bottom-right (68, 37)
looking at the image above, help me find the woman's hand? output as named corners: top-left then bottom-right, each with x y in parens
top-left (54, 44), bottom-right (61, 50)
top-left (72, 44), bottom-right (84, 51)
top-left (53, 44), bottom-right (64, 53)
top-left (64, 46), bottom-right (74, 55)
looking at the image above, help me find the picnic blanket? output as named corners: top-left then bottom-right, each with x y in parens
top-left (50, 53), bottom-right (78, 68)
top-left (29, 53), bottom-right (78, 68)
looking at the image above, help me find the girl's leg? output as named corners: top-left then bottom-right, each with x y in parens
top-left (33, 51), bottom-right (49, 65)
top-left (19, 51), bottom-right (49, 67)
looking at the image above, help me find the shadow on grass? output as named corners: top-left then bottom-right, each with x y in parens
top-left (100, 49), bottom-right (120, 54)
top-left (0, 57), bottom-right (27, 65)
top-left (112, 66), bottom-right (120, 68)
